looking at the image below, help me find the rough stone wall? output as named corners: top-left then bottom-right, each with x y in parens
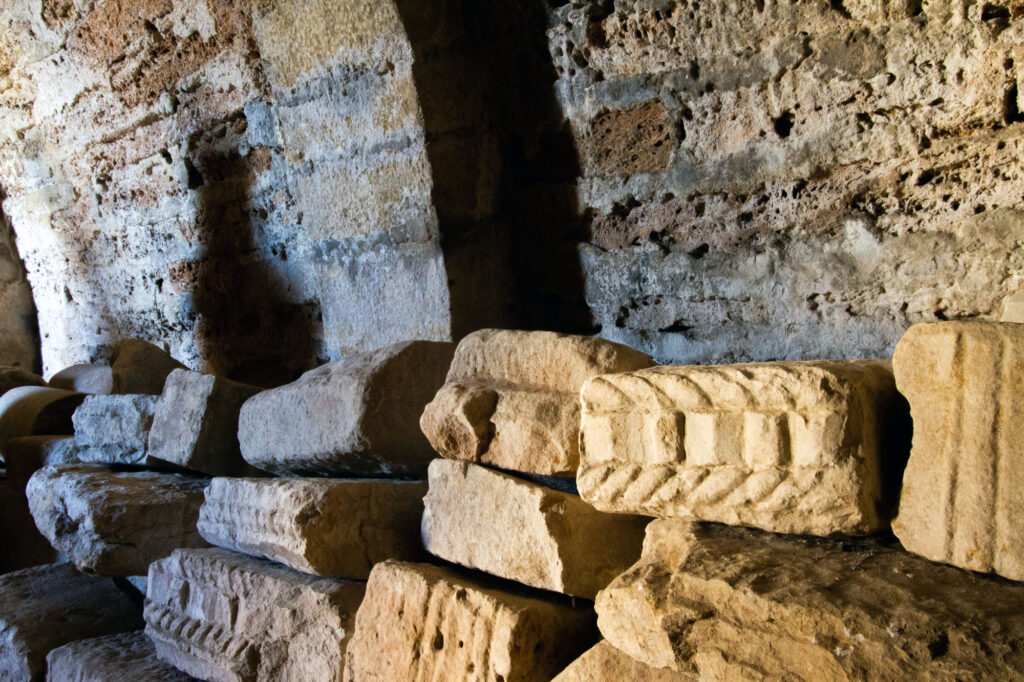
top-left (0, 194), bottom-right (39, 371)
top-left (551, 0), bottom-right (1024, 363)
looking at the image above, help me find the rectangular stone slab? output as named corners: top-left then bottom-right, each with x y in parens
top-left (420, 329), bottom-right (653, 476)
top-left (422, 459), bottom-right (648, 598)
top-left (198, 477), bottom-right (427, 578)
top-left (892, 321), bottom-right (1024, 580)
top-left (72, 394), bottom-right (160, 465)
top-left (343, 560), bottom-right (598, 682)
top-left (596, 519), bottom-right (1024, 678)
top-left (578, 359), bottom-right (906, 536)
top-left (0, 563), bottom-right (143, 681)
top-left (145, 548), bottom-right (366, 682)
top-left (46, 631), bottom-right (196, 681)
top-left (553, 641), bottom-right (695, 682)
top-left (26, 464), bottom-right (210, 576)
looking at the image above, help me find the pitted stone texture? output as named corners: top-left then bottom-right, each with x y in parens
top-left (0, 386), bottom-right (85, 445)
top-left (111, 339), bottom-right (188, 395)
top-left (46, 632), bottom-right (195, 682)
top-left (240, 341), bottom-right (455, 477)
top-left (553, 641), bottom-right (695, 682)
top-left (1, 435), bottom-right (78, 485)
top-left (579, 360), bottom-right (906, 536)
top-left (0, 367), bottom-right (45, 397)
top-left (893, 321), bottom-right (1024, 580)
top-left (149, 370), bottom-right (262, 476)
top-left (48, 364), bottom-right (114, 394)
top-left (72, 394), bottom-right (160, 465)
top-left (343, 560), bottom-right (597, 682)
top-left (0, 563), bottom-right (143, 681)
top-left (421, 329), bottom-right (653, 476)
top-left (422, 459), bottom-right (647, 598)
top-left (596, 519), bottom-right (1024, 679)
top-left (26, 464), bottom-right (210, 576)
top-left (198, 477), bottom-right (426, 578)
top-left (145, 548), bottom-right (366, 682)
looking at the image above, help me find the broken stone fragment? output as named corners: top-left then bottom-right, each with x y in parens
top-left (343, 560), bottom-right (598, 682)
top-left (145, 548), bottom-right (366, 682)
top-left (421, 329), bottom-right (653, 476)
top-left (239, 340), bottom-right (455, 476)
top-left (72, 394), bottom-right (160, 465)
top-left (46, 632), bottom-right (196, 682)
top-left (892, 321), bottom-right (1024, 580)
top-left (49, 363), bottom-right (114, 394)
top-left (198, 477), bottom-right (427, 578)
top-left (111, 338), bottom-right (187, 395)
top-left (553, 641), bottom-right (695, 682)
top-left (148, 369), bottom-right (262, 476)
top-left (0, 563), bottom-right (143, 681)
top-left (26, 464), bottom-right (210, 576)
top-left (0, 386), bottom-right (85, 445)
top-left (596, 519), bottom-right (1024, 678)
top-left (578, 359), bottom-right (908, 536)
top-left (422, 459), bottom-right (648, 598)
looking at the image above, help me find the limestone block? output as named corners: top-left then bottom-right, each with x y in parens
top-left (422, 459), bottom-right (648, 598)
top-left (46, 632), bottom-right (195, 682)
top-left (145, 548), bottom-right (366, 682)
top-left (578, 360), bottom-right (907, 536)
top-left (198, 477), bottom-right (427, 578)
top-left (48, 364), bottom-right (114, 394)
top-left (0, 366), bottom-right (46, 397)
top-left (72, 394), bottom-right (160, 465)
top-left (596, 519), bottom-right (1024, 679)
top-left (420, 329), bottom-right (653, 476)
top-left (26, 464), bottom-right (210, 576)
top-left (239, 340), bottom-right (455, 476)
top-left (0, 563), bottom-right (143, 681)
top-left (892, 321), bottom-right (1024, 580)
top-left (343, 560), bottom-right (597, 682)
top-left (0, 386), bottom-right (85, 445)
top-left (1, 435), bottom-right (78, 485)
top-left (111, 338), bottom-right (187, 395)
top-left (553, 641), bottom-right (695, 682)
top-left (148, 369), bottom-right (262, 476)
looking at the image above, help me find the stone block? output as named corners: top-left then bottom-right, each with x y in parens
top-left (581, 100), bottom-right (676, 176)
top-left (0, 563), bottom-right (142, 681)
top-left (578, 360), bottom-right (907, 536)
top-left (48, 364), bottom-right (114, 394)
top-left (596, 519), bottom-right (1024, 678)
top-left (148, 369), bottom-right (262, 476)
top-left (26, 464), bottom-right (210, 576)
top-left (1, 435), bottom-right (78, 485)
top-left (145, 548), bottom-right (366, 682)
top-left (0, 366), bottom-right (46, 397)
top-left (239, 340), bottom-right (455, 476)
top-left (421, 329), bottom-right (653, 476)
top-left (72, 394), bottom-right (160, 465)
top-left (422, 459), bottom-right (648, 598)
top-left (198, 477), bottom-right (426, 578)
top-left (892, 321), bottom-right (1024, 580)
top-left (111, 338), bottom-right (187, 395)
top-left (46, 632), bottom-right (195, 682)
top-left (343, 560), bottom-right (597, 682)
top-left (0, 386), bottom-right (85, 445)
top-left (553, 641), bottom-right (695, 682)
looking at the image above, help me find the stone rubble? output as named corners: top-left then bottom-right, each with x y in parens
top-left (553, 641), bottom-right (695, 682)
top-left (72, 394), bottom-right (161, 465)
top-left (46, 632), bottom-right (196, 682)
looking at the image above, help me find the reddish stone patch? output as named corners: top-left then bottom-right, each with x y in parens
top-left (581, 100), bottom-right (675, 176)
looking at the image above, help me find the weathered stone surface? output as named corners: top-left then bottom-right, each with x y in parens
top-left (111, 339), bottom-right (188, 395)
top-left (1, 435), bottom-right (77, 485)
top-left (421, 329), bottom-right (653, 476)
top-left (553, 641), bottom-right (694, 682)
top-left (48, 364), bottom-right (114, 394)
top-left (145, 548), bottom-right (366, 682)
top-left (0, 386), bottom-right (85, 445)
top-left (0, 563), bottom-right (143, 681)
top-left (579, 360), bottom-right (908, 536)
top-left (240, 340), bottom-right (455, 476)
top-left (72, 394), bottom-right (160, 465)
top-left (26, 464), bottom-right (210, 576)
top-left (343, 560), bottom-right (597, 682)
top-left (422, 459), bottom-right (648, 598)
top-left (0, 367), bottom-right (45, 397)
top-left (596, 519), bottom-right (1024, 679)
top-left (199, 477), bottom-right (426, 578)
top-left (46, 632), bottom-right (195, 682)
top-left (148, 369), bottom-right (261, 476)
top-left (892, 321), bottom-right (1024, 580)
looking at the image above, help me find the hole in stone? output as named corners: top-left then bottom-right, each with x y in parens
top-left (773, 111), bottom-right (795, 138)
top-left (431, 631), bottom-right (444, 650)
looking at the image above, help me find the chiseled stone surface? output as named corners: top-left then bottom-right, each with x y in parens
top-left (72, 394), bottom-right (160, 465)
top-left (149, 370), bottom-right (262, 476)
top-left (0, 386), bottom-right (85, 445)
top-left (597, 519), bottom-right (1024, 679)
top-left (26, 464), bottom-right (210, 576)
top-left (49, 364), bottom-right (114, 395)
top-left (579, 360), bottom-right (906, 536)
top-left (239, 341), bottom-right (454, 477)
top-left (198, 477), bottom-right (426, 578)
top-left (145, 548), bottom-right (365, 682)
top-left (46, 632), bottom-right (195, 682)
top-left (343, 560), bottom-right (597, 682)
top-left (421, 329), bottom-right (653, 476)
top-left (422, 459), bottom-right (648, 598)
top-left (893, 321), bottom-right (1024, 580)
top-left (553, 641), bottom-right (695, 682)
top-left (0, 563), bottom-right (143, 681)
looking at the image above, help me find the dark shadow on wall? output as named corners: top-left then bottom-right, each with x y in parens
top-left (0, 188), bottom-right (42, 374)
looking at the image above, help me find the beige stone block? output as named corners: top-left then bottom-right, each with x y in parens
top-left (46, 632), bottom-right (195, 682)
top-left (421, 329), bottom-right (653, 476)
top-left (198, 477), bottom-right (426, 578)
top-left (145, 548), bottom-right (366, 682)
top-left (422, 459), bottom-right (648, 598)
top-left (48, 363), bottom-right (113, 394)
top-left (893, 321), bottom-right (1024, 580)
top-left (579, 360), bottom-right (906, 536)
top-left (0, 386), bottom-right (85, 445)
top-left (111, 338), bottom-right (187, 395)
top-left (343, 560), bottom-right (597, 682)
top-left (596, 519), bottom-right (1024, 679)
top-left (553, 641), bottom-right (695, 682)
